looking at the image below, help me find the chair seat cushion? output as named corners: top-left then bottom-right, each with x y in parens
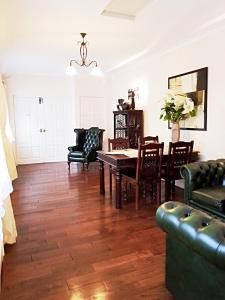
top-left (192, 187), bottom-right (225, 212)
top-left (69, 151), bottom-right (84, 158)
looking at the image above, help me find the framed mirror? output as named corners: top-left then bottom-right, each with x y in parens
top-left (168, 67), bottom-right (208, 130)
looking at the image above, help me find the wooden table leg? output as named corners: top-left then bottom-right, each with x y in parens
top-left (115, 169), bottom-right (122, 209)
top-left (109, 165), bottom-right (112, 195)
top-left (98, 160), bottom-right (105, 194)
top-left (165, 179), bottom-right (170, 201)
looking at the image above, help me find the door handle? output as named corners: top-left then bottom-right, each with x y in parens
top-left (43, 129), bottom-right (48, 133)
top-left (40, 129), bottom-right (43, 133)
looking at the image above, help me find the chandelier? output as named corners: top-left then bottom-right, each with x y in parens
top-left (66, 33), bottom-right (103, 76)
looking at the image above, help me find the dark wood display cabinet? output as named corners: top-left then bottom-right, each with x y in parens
top-left (113, 110), bottom-right (143, 149)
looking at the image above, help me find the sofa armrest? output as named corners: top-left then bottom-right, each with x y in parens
top-left (156, 201), bottom-right (225, 269)
top-left (68, 145), bottom-right (80, 152)
top-left (85, 149), bottom-right (98, 161)
top-left (180, 163), bottom-right (198, 204)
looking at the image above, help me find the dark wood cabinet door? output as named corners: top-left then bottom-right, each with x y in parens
top-left (113, 110), bottom-right (143, 148)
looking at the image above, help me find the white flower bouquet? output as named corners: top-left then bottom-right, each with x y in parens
top-left (160, 90), bottom-right (196, 123)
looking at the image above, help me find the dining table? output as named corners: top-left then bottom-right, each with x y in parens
top-left (97, 148), bottom-right (199, 209)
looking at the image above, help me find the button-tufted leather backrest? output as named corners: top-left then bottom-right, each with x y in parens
top-left (83, 128), bottom-right (102, 157)
top-left (156, 201), bottom-right (225, 269)
top-left (181, 160), bottom-right (225, 191)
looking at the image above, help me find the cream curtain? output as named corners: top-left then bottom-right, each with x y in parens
top-left (0, 80), bottom-right (17, 180)
top-left (0, 78), bottom-right (17, 252)
top-left (0, 131), bottom-right (13, 260)
top-left (2, 196), bottom-right (17, 244)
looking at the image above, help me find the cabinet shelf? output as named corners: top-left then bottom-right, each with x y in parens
top-left (113, 110), bottom-right (143, 149)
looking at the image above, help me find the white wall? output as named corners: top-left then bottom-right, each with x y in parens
top-left (5, 74), bottom-right (109, 163)
top-left (5, 74), bottom-right (75, 134)
top-left (5, 75), bottom-right (76, 163)
top-left (109, 27), bottom-right (225, 160)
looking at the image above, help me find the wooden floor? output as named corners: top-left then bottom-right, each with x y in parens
top-left (1, 162), bottom-right (182, 300)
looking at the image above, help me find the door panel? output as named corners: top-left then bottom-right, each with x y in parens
top-left (14, 97), bottom-right (42, 164)
top-left (42, 98), bottom-right (74, 162)
top-left (13, 96), bottom-right (74, 164)
top-left (79, 96), bottom-right (105, 129)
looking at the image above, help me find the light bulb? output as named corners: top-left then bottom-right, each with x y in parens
top-left (90, 66), bottom-right (103, 77)
top-left (66, 65), bottom-right (77, 76)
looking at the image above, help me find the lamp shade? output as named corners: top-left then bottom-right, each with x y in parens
top-left (90, 66), bottom-right (103, 77)
top-left (65, 65), bottom-right (77, 76)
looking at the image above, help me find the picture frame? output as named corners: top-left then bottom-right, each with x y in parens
top-left (168, 67), bottom-right (208, 130)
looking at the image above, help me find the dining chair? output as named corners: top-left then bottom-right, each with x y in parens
top-left (108, 138), bottom-right (130, 194)
top-left (140, 135), bottom-right (159, 143)
top-left (162, 140), bottom-right (194, 200)
top-left (122, 142), bottom-right (164, 209)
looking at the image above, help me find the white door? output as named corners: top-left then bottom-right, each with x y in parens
top-left (41, 97), bottom-right (74, 162)
top-left (14, 97), bottom-right (42, 164)
top-left (14, 96), bottom-right (74, 164)
top-left (79, 96), bottom-right (107, 150)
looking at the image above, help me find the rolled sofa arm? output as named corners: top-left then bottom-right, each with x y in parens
top-left (156, 201), bottom-right (225, 269)
top-left (68, 145), bottom-right (80, 152)
top-left (180, 163), bottom-right (198, 204)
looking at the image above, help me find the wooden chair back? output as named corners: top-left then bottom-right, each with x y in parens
top-left (167, 141), bottom-right (194, 178)
top-left (140, 136), bottom-right (159, 144)
top-left (108, 138), bottom-right (130, 151)
top-left (136, 142), bottom-right (164, 183)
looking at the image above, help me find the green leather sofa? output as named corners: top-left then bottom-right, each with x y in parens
top-left (180, 159), bottom-right (225, 220)
top-left (156, 201), bottom-right (225, 300)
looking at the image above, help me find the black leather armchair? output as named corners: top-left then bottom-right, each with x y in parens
top-left (68, 127), bottom-right (105, 170)
top-left (156, 201), bottom-right (225, 300)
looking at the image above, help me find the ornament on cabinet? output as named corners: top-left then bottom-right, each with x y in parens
top-left (117, 99), bottom-right (131, 111)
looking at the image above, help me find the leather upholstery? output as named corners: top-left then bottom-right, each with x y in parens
top-left (156, 201), bottom-right (225, 300)
top-left (181, 159), bottom-right (225, 220)
top-left (68, 127), bottom-right (104, 168)
top-left (192, 187), bottom-right (225, 211)
top-left (83, 130), bottom-right (101, 157)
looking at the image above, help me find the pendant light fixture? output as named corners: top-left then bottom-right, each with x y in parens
top-left (66, 33), bottom-right (103, 76)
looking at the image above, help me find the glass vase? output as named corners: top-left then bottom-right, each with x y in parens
top-left (171, 122), bottom-right (180, 142)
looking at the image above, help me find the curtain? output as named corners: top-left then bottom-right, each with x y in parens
top-left (0, 131), bottom-right (13, 258)
top-left (0, 132), bottom-right (13, 201)
top-left (0, 80), bottom-right (17, 180)
top-left (2, 196), bottom-right (17, 244)
top-left (0, 78), bottom-right (17, 248)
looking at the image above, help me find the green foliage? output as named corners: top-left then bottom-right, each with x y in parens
top-left (160, 91), bottom-right (196, 123)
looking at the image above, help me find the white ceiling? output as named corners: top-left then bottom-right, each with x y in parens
top-left (102, 0), bottom-right (151, 19)
top-left (1, 0), bottom-right (225, 76)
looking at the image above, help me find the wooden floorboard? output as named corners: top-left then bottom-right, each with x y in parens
top-left (1, 162), bottom-right (181, 299)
